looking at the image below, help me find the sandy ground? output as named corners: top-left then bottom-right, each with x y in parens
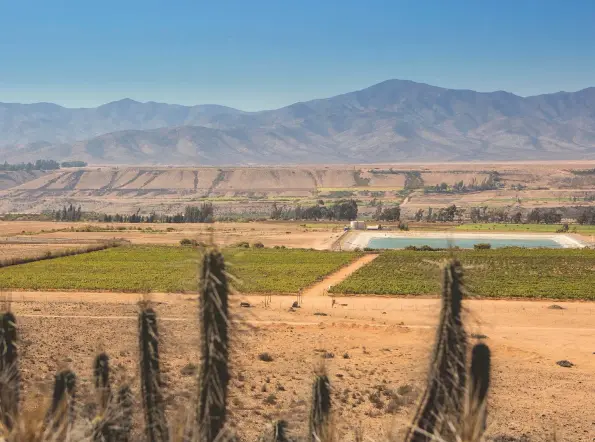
top-left (0, 221), bottom-right (343, 250)
top-left (1, 292), bottom-right (593, 441)
top-left (345, 231), bottom-right (588, 250)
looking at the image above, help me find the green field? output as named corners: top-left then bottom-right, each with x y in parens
top-left (0, 246), bottom-right (359, 293)
top-left (454, 223), bottom-right (595, 234)
top-left (330, 249), bottom-right (595, 299)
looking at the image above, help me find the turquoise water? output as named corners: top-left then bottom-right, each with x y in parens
top-left (367, 237), bottom-right (563, 249)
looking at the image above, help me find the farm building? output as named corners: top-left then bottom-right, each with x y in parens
top-left (350, 220), bottom-right (367, 230)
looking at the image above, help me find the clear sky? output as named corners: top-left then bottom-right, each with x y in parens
top-left (1, 0), bottom-right (595, 110)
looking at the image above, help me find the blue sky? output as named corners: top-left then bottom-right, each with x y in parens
top-left (1, 0), bottom-right (594, 110)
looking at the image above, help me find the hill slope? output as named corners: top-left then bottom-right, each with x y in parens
top-left (2, 80), bottom-right (595, 164)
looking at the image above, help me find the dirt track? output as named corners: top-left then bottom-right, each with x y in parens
top-left (301, 254), bottom-right (379, 296)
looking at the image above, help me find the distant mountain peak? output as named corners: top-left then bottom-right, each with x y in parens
top-left (1, 79), bottom-right (595, 165)
top-left (98, 98), bottom-right (141, 107)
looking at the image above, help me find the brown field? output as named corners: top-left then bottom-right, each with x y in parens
top-left (0, 243), bottom-right (94, 261)
top-left (0, 236), bottom-right (112, 264)
top-left (0, 221), bottom-right (343, 249)
top-left (5, 292), bottom-right (594, 441)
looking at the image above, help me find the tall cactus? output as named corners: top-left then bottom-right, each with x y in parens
top-left (94, 353), bottom-right (111, 413)
top-left (47, 369), bottom-right (77, 436)
top-left (138, 306), bottom-right (169, 442)
top-left (113, 384), bottom-right (134, 442)
top-left (309, 372), bottom-right (331, 442)
top-left (273, 420), bottom-right (290, 442)
top-left (92, 352), bottom-right (131, 442)
top-left (467, 343), bottom-right (491, 435)
top-left (197, 249), bottom-right (230, 442)
top-left (406, 259), bottom-right (468, 441)
top-left (260, 420), bottom-right (290, 442)
top-left (0, 311), bottom-right (19, 431)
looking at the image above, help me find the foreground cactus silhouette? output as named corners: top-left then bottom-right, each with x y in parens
top-left (197, 249), bottom-right (230, 442)
top-left (0, 312), bottom-right (19, 431)
top-left (93, 353), bottom-right (111, 419)
top-left (405, 260), bottom-right (493, 442)
top-left (0, 253), bottom-right (493, 442)
top-left (138, 306), bottom-right (169, 442)
top-left (405, 260), bottom-right (468, 441)
top-left (309, 371), bottom-right (332, 442)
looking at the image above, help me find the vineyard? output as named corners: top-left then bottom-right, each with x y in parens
top-left (0, 245), bottom-right (359, 293)
top-left (330, 248), bottom-right (595, 300)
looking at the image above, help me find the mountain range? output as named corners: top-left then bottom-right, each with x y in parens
top-left (2, 79), bottom-right (595, 164)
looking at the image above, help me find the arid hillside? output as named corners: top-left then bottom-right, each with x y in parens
top-left (1, 162), bottom-right (594, 215)
top-left (0, 170), bottom-right (46, 190)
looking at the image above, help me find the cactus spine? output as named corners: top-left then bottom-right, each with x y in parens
top-left (467, 343), bottom-right (491, 435)
top-left (94, 353), bottom-right (111, 414)
top-left (273, 420), bottom-right (290, 442)
top-left (113, 384), bottom-right (134, 442)
top-left (406, 259), bottom-right (467, 441)
top-left (309, 372), bottom-right (331, 442)
top-left (138, 307), bottom-right (169, 442)
top-left (0, 312), bottom-right (19, 431)
top-left (197, 249), bottom-right (230, 442)
top-left (259, 420), bottom-right (290, 442)
top-left (47, 369), bottom-right (77, 436)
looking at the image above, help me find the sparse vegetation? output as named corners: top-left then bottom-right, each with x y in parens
top-left (423, 172), bottom-right (502, 194)
top-left (353, 170), bottom-right (371, 186)
top-left (473, 243), bottom-right (491, 250)
top-left (180, 238), bottom-right (206, 247)
top-left (258, 352), bottom-right (274, 362)
top-left (404, 171), bottom-right (424, 189)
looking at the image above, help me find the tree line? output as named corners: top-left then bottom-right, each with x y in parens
top-left (46, 201), bottom-right (595, 226)
top-left (1, 160), bottom-right (87, 171)
top-left (102, 203), bottom-right (215, 223)
top-left (53, 204), bottom-right (83, 221)
top-left (424, 172), bottom-right (502, 194)
top-left (271, 200), bottom-right (359, 221)
top-left (412, 205), bottom-right (595, 225)
top-left (52, 203), bottom-right (215, 224)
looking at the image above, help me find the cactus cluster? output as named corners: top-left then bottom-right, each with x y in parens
top-left (0, 254), bottom-right (491, 442)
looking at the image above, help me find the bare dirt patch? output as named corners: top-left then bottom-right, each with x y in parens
top-left (0, 237), bottom-right (105, 263)
top-left (0, 221), bottom-right (342, 249)
top-left (4, 294), bottom-right (594, 441)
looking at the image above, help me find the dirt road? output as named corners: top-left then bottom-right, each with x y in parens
top-left (301, 254), bottom-right (379, 296)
